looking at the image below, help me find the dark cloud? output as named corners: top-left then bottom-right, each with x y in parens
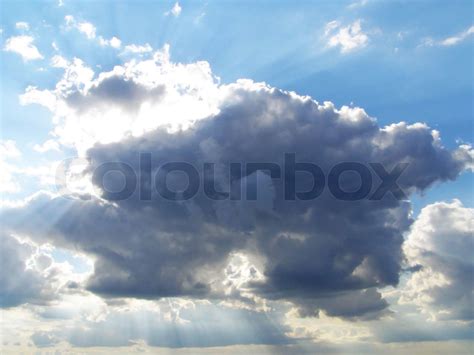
top-left (66, 74), bottom-right (165, 113)
top-left (2, 78), bottom-right (472, 321)
top-left (0, 233), bottom-right (53, 308)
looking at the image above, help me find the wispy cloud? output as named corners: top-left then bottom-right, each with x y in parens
top-left (64, 15), bottom-right (121, 48)
top-left (65, 15), bottom-right (96, 39)
top-left (121, 43), bottom-right (153, 55)
top-left (15, 22), bottom-right (30, 31)
top-left (165, 2), bottom-right (182, 17)
top-left (422, 25), bottom-right (474, 47)
top-left (347, 0), bottom-right (369, 9)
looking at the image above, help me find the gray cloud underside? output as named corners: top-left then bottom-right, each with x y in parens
top-left (2, 76), bottom-right (472, 321)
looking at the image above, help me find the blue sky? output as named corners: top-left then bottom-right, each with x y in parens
top-left (0, 0), bottom-right (473, 353)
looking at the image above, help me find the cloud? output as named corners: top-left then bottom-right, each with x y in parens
top-left (50, 54), bottom-right (68, 68)
top-left (122, 43), bottom-right (153, 54)
top-left (0, 140), bottom-right (21, 193)
top-left (20, 85), bottom-right (58, 112)
top-left (0, 234), bottom-right (54, 307)
top-left (0, 140), bottom-right (21, 158)
top-left (422, 25), bottom-right (474, 47)
top-left (33, 139), bottom-right (61, 153)
top-left (166, 2), bottom-right (182, 17)
top-left (0, 138), bottom-right (69, 196)
top-left (324, 20), bottom-right (369, 53)
top-left (347, 0), bottom-right (369, 9)
top-left (20, 44), bottom-right (218, 153)
top-left (6, 46), bottom-right (472, 324)
top-left (31, 332), bottom-right (60, 348)
top-left (64, 15), bottom-right (121, 48)
top-left (77, 22), bottom-right (96, 39)
top-left (64, 302), bottom-right (290, 348)
top-left (401, 199), bottom-right (474, 321)
top-left (15, 22), bottom-right (30, 31)
top-left (3, 35), bottom-right (44, 61)
top-left (98, 36), bottom-right (122, 48)
top-left (65, 15), bottom-right (96, 39)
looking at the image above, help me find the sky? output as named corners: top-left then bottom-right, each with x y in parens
top-left (0, 0), bottom-right (473, 353)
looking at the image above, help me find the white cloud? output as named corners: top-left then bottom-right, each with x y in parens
top-left (77, 21), bottom-right (96, 39)
top-left (324, 20), bottom-right (369, 53)
top-left (50, 54), bottom-right (68, 68)
top-left (423, 25), bottom-right (474, 47)
top-left (166, 2), bottom-right (182, 17)
top-left (33, 139), bottom-right (61, 153)
top-left (64, 15), bottom-right (74, 26)
top-left (4, 35), bottom-right (44, 61)
top-left (20, 86), bottom-right (58, 111)
top-left (121, 43), bottom-right (153, 54)
top-left (0, 140), bottom-right (21, 158)
top-left (15, 22), bottom-right (30, 31)
top-left (65, 15), bottom-right (122, 50)
top-left (21, 44), bottom-right (220, 153)
top-left (347, 0), bottom-right (369, 9)
top-left (438, 25), bottom-right (474, 46)
top-left (98, 36), bottom-right (122, 48)
top-left (402, 200), bottom-right (474, 321)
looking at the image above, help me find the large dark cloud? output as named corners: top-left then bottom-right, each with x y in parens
top-left (3, 72), bottom-right (472, 320)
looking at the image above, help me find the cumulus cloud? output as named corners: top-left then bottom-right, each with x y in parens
top-left (3, 35), bottom-right (44, 61)
top-left (402, 200), bottom-right (473, 321)
top-left (4, 46), bottom-right (472, 324)
top-left (324, 20), bottom-right (369, 53)
top-left (21, 44), bottom-right (219, 154)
